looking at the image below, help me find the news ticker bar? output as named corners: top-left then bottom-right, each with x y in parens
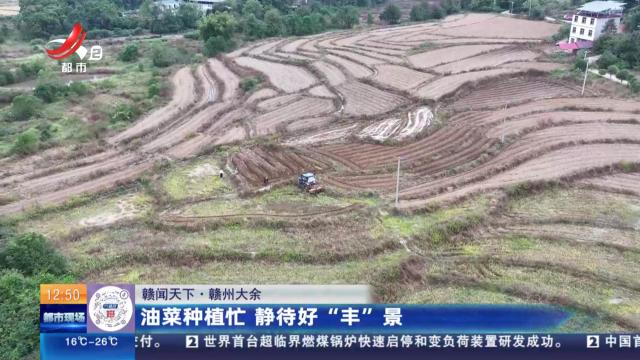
top-left (39, 284), bottom-right (639, 359)
top-left (40, 334), bottom-right (640, 360)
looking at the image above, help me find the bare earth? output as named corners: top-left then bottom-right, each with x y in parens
top-left (3, 13), bottom-right (640, 217)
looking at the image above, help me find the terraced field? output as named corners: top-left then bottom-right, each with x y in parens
top-left (3, 13), bottom-right (640, 332)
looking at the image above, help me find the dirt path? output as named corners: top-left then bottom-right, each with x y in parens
top-left (161, 203), bottom-right (363, 223)
top-left (109, 67), bottom-right (197, 144)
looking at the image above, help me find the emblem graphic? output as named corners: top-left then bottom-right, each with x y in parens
top-left (44, 23), bottom-right (88, 60)
top-left (88, 285), bottom-right (133, 332)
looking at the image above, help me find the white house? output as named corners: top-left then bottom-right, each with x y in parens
top-left (155, 0), bottom-right (225, 12)
top-left (569, 1), bottom-right (625, 43)
top-left (184, 0), bottom-right (227, 12)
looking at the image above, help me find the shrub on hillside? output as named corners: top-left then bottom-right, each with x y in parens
top-left (10, 128), bottom-right (40, 156)
top-left (431, 5), bottom-right (445, 19)
top-left (0, 271), bottom-right (47, 360)
top-left (6, 95), bottom-right (42, 121)
top-left (380, 4), bottom-right (401, 25)
top-left (574, 57), bottom-right (587, 72)
top-left (110, 103), bottom-right (140, 124)
top-left (68, 81), bottom-right (89, 96)
top-left (240, 77), bottom-right (260, 92)
top-left (629, 77), bottom-right (640, 93)
top-left (410, 2), bottom-right (431, 21)
top-left (0, 232), bottom-right (72, 360)
top-left (204, 36), bottom-right (235, 57)
top-left (597, 50), bottom-right (619, 69)
top-left (617, 69), bottom-right (631, 81)
top-left (0, 233), bottom-right (67, 276)
top-left (119, 44), bottom-right (140, 62)
top-left (34, 74), bottom-right (67, 103)
top-left (151, 42), bottom-right (180, 67)
top-left (183, 31), bottom-right (200, 40)
top-left (0, 67), bottom-right (15, 86)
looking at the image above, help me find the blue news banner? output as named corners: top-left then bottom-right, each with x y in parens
top-left (39, 284), bottom-right (640, 359)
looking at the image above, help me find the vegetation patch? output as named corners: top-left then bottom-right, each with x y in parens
top-left (376, 196), bottom-right (489, 245)
top-left (173, 186), bottom-right (354, 217)
top-left (16, 192), bottom-right (153, 240)
top-left (162, 160), bottom-right (232, 201)
top-left (508, 188), bottom-right (640, 228)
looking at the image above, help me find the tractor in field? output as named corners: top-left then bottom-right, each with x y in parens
top-left (298, 172), bottom-right (324, 194)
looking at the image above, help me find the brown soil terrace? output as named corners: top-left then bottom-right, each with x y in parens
top-left (1, 13), bottom-right (640, 216)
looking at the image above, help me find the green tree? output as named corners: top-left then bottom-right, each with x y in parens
top-left (34, 71), bottom-right (66, 103)
top-left (597, 50), bottom-right (620, 69)
top-left (0, 232), bottom-right (72, 360)
top-left (148, 81), bottom-right (160, 98)
top-left (574, 56), bottom-right (587, 71)
top-left (617, 69), bottom-right (632, 81)
top-left (625, 6), bottom-right (640, 33)
top-left (243, 13), bottom-right (266, 39)
top-left (264, 8), bottom-right (284, 36)
top-left (0, 23), bottom-right (9, 38)
top-left (68, 81), bottom-right (89, 96)
top-left (442, 0), bottom-right (461, 14)
top-left (150, 9), bottom-right (183, 34)
top-left (431, 5), bottom-right (445, 19)
top-left (242, 0), bottom-right (264, 19)
top-left (10, 128), bottom-right (40, 155)
top-left (0, 233), bottom-right (68, 275)
top-left (199, 11), bottom-right (237, 41)
top-left (367, 12), bottom-right (374, 25)
top-left (410, 2), bottom-right (431, 21)
top-left (0, 67), bottom-right (15, 86)
top-left (138, 0), bottom-right (160, 28)
top-left (119, 43), bottom-right (140, 62)
top-left (151, 42), bottom-right (180, 67)
top-left (69, 0), bottom-right (121, 30)
top-left (7, 95), bottom-right (42, 121)
top-left (0, 271), bottom-right (51, 360)
top-left (177, 3), bottom-right (202, 29)
top-left (380, 4), bottom-right (401, 25)
top-left (629, 77), bottom-right (640, 93)
top-left (110, 103), bottom-right (139, 123)
top-left (333, 6), bottom-right (359, 29)
top-left (17, 0), bottom-right (68, 39)
top-left (204, 36), bottom-right (235, 56)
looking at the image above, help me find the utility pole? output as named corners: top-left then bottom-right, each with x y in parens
top-left (528, 0), bottom-right (532, 18)
top-left (501, 104), bottom-right (507, 144)
top-left (581, 50), bottom-right (590, 96)
top-left (395, 157), bottom-right (401, 207)
top-left (510, 1), bottom-right (514, 14)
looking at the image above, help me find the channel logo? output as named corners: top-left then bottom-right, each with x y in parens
top-left (87, 284), bottom-right (135, 333)
top-left (44, 22), bottom-right (88, 60)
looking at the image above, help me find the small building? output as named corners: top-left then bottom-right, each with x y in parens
top-left (183, 0), bottom-right (226, 12)
top-left (569, 1), bottom-right (625, 43)
top-left (156, 0), bottom-right (181, 9)
top-left (155, 0), bottom-right (225, 12)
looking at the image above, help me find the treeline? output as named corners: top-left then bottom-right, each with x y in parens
top-left (592, 6), bottom-right (640, 93)
top-left (198, 1), bottom-right (369, 56)
top-left (16, 0), bottom-right (381, 41)
top-left (16, 0), bottom-right (201, 39)
top-left (410, 0), bottom-right (460, 22)
top-left (448, 0), bottom-right (573, 20)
